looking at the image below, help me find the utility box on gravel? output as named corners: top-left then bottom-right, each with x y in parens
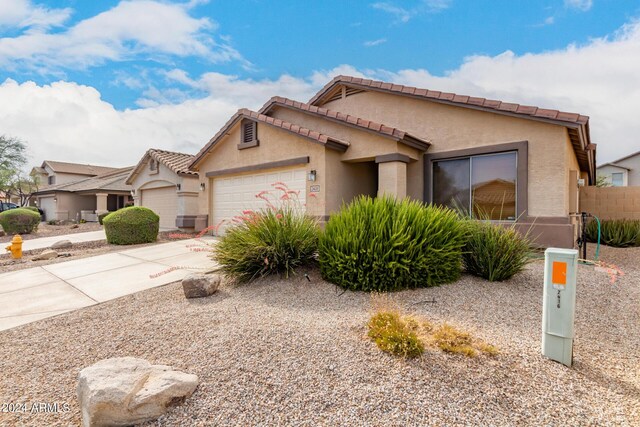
top-left (542, 248), bottom-right (578, 367)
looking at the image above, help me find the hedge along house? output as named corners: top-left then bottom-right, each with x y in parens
top-left (189, 76), bottom-right (596, 248)
top-left (126, 149), bottom-right (203, 230)
top-left (32, 167), bottom-right (134, 222)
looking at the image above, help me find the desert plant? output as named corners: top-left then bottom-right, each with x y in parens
top-left (102, 206), bottom-right (159, 245)
top-left (586, 218), bottom-right (640, 247)
top-left (0, 207), bottom-right (40, 234)
top-left (462, 220), bottom-right (532, 281)
top-left (213, 206), bottom-right (320, 282)
top-left (368, 311), bottom-right (425, 358)
top-left (319, 196), bottom-right (467, 292)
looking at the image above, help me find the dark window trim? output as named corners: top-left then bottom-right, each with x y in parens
top-left (424, 140), bottom-right (528, 219)
top-left (239, 119), bottom-right (259, 149)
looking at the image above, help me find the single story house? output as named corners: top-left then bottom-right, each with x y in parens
top-left (33, 167), bottom-right (133, 222)
top-left (596, 150), bottom-right (640, 187)
top-left (126, 149), bottom-right (202, 229)
top-left (186, 75), bottom-right (595, 248)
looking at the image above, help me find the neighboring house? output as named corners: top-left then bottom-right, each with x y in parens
top-left (31, 160), bottom-right (119, 188)
top-left (126, 149), bottom-right (201, 229)
top-left (32, 167), bottom-right (133, 222)
top-left (596, 150), bottom-right (640, 186)
top-left (187, 75), bottom-right (596, 248)
top-left (0, 191), bottom-right (20, 205)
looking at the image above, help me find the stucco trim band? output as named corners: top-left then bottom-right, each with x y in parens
top-left (205, 156), bottom-right (310, 177)
top-left (375, 153), bottom-right (411, 164)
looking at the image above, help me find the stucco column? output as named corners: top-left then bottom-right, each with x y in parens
top-left (95, 193), bottom-right (109, 215)
top-left (376, 154), bottom-right (410, 198)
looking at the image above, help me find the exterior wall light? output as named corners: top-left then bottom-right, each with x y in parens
top-left (308, 170), bottom-right (317, 182)
top-left (176, 183), bottom-right (181, 191)
top-left (200, 182), bottom-right (206, 191)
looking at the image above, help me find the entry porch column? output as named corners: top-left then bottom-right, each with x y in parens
top-left (96, 192), bottom-right (109, 215)
top-left (376, 154), bottom-right (410, 198)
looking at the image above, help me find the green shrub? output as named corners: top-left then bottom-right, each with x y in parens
top-left (98, 212), bottom-right (110, 225)
top-left (462, 220), bottom-right (532, 281)
top-left (103, 206), bottom-right (159, 245)
top-left (213, 207), bottom-right (320, 282)
top-left (586, 218), bottom-right (640, 247)
top-left (0, 208), bottom-right (41, 234)
top-left (23, 206), bottom-right (40, 213)
top-left (319, 196), bottom-right (467, 292)
top-left (368, 311), bottom-right (424, 358)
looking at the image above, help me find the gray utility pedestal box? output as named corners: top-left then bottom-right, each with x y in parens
top-left (542, 248), bottom-right (578, 367)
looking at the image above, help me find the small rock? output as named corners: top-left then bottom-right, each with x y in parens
top-left (77, 357), bottom-right (198, 427)
top-left (182, 273), bottom-right (221, 298)
top-left (70, 224), bottom-right (79, 229)
top-left (32, 249), bottom-right (58, 261)
top-left (51, 239), bottom-right (72, 250)
top-left (0, 224), bottom-right (5, 237)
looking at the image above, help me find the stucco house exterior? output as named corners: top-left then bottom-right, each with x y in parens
top-left (32, 167), bottom-right (133, 222)
top-left (31, 160), bottom-right (119, 188)
top-left (187, 75), bottom-right (595, 248)
top-left (126, 149), bottom-right (202, 229)
top-left (596, 150), bottom-right (640, 186)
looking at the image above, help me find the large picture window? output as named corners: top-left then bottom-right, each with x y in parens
top-left (433, 151), bottom-right (517, 220)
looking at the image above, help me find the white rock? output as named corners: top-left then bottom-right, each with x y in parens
top-left (51, 239), bottom-right (72, 249)
top-left (182, 273), bottom-right (221, 298)
top-left (77, 357), bottom-right (198, 427)
top-left (32, 249), bottom-right (58, 261)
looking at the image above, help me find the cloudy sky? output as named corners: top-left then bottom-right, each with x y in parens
top-left (1, 0), bottom-right (639, 168)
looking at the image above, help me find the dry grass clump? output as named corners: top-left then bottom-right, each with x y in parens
top-left (367, 294), bottom-right (498, 359)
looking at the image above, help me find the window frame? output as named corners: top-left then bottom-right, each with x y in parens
top-left (424, 140), bottom-right (528, 221)
top-left (611, 172), bottom-right (624, 187)
top-left (48, 175), bottom-right (56, 185)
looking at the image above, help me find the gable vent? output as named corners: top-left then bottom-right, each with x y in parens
top-left (243, 121), bottom-right (255, 143)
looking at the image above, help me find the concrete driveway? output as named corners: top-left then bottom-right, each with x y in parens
top-left (0, 237), bottom-right (216, 331)
top-left (21, 230), bottom-right (107, 251)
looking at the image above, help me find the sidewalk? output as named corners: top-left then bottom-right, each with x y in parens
top-left (21, 230), bottom-right (107, 251)
top-left (0, 237), bottom-right (216, 332)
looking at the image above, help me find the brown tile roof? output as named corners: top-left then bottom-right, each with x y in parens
top-left (189, 108), bottom-right (350, 170)
top-left (34, 167), bottom-right (134, 195)
top-left (259, 96), bottom-right (430, 151)
top-left (126, 149), bottom-right (198, 185)
top-left (42, 160), bottom-right (119, 176)
top-left (309, 75), bottom-right (590, 126)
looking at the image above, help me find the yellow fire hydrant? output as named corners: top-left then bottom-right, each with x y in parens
top-left (5, 234), bottom-right (23, 259)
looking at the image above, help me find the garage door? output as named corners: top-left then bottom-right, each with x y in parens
top-left (38, 196), bottom-right (55, 221)
top-left (212, 167), bottom-right (307, 233)
top-left (140, 187), bottom-right (178, 229)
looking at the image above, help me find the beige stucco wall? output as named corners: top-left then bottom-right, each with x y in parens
top-left (51, 193), bottom-right (96, 221)
top-left (192, 122), bottom-right (327, 222)
top-left (323, 91), bottom-right (578, 217)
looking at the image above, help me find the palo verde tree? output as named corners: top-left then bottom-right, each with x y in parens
top-left (0, 135), bottom-right (30, 203)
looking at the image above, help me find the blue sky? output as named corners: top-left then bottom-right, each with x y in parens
top-left (1, 0), bottom-right (640, 165)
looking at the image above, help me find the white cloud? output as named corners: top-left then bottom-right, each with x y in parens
top-left (371, 2), bottom-right (412, 23)
top-left (2, 19), bottom-right (640, 167)
top-left (565, 0), bottom-right (593, 12)
top-left (0, 0), bottom-right (72, 30)
top-left (424, 0), bottom-right (452, 12)
top-left (372, 0), bottom-right (451, 23)
top-left (364, 38), bottom-right (387, 47)
top-left (0, 0), bottom-right (249, 73)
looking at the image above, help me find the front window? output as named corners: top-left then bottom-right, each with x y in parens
top-left (611, 172), bottom-right (623, 187)
top-left (48, 176), bottom-right (55, 185)
top-left (433, 152), bottom-right (517, 220)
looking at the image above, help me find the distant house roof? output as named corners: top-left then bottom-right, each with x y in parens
top-left (259, 96), bottom-right (430, 151)
top-left (309, 75), bottom-right (595, 182)
top-left (126, 149), bottom-right (198, 185)
top-left (34, 167), bottom-right (134, 195)
top-left (189, 108), bottom-right (350, 170)
top-left (597, 150), bottom-right (640, 170)
top-left (41, 160), bottom-right (119, 176)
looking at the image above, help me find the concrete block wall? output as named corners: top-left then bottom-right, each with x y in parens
top-left (579, 186), bottom-right (640, 220)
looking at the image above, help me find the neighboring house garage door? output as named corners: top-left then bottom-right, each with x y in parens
top-left (38, 196), bottom-right (55, 221)
top-left (212, 167), bottom-right (307, 233)
top-left (140, 187), bottom-right (178, 229)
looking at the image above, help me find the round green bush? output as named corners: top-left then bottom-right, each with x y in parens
top-left (103, 206), bottom-right (159, 245)
top-left (98, 212), bottom-right (110, 225)
top-left (462, 220), bottom-right (532, 281)
top-left (319, 196), bottom-right (467, 291)
top-left (213, 207), bottom-right (320, 283)
top-left (23, 206), bottom-right (40, 213)
top-left (0, 208), bottom-right (41, 234)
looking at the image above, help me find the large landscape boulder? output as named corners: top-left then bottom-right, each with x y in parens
top-left (51, 239), bottom-right (72, 249)
top-left (182, 273), bottom-right (221, 298)
top-left (77, 357), bottom-right (198, 427)
top-left (32, 249), bottom-right (58, 261)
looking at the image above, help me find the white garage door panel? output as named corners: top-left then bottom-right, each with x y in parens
top-left (212, 167), bottom-right (306, 233)
top-left (38, 197), bottom-right (55, 221)
top-left (141, 187), bottom-right (178, 229)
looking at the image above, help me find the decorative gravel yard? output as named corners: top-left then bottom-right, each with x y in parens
top-left (0, 245), bottom-right (637, 426)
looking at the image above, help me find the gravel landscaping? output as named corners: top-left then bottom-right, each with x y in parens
top-left (0, 245), bottom-right (638, 426)
top-left (0, 222), bottom-right (103, 243)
